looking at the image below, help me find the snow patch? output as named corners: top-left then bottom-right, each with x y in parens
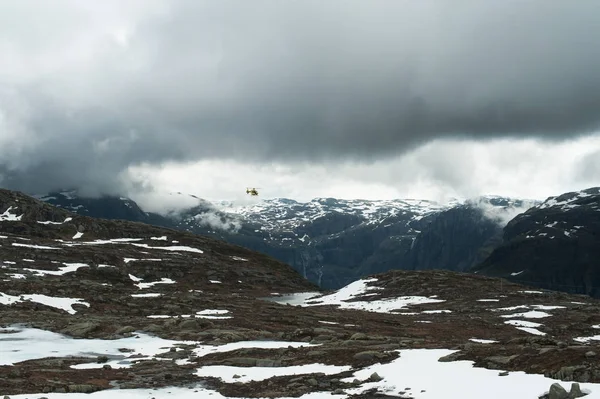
top-left (300, 278), bottom-right (445, 313)
top-left (12, 242), bottom-right (60, 250)
top-left (342, 348), bottom-right (599, 398)
top-left (195, 363), bottom-right (351, 383)
top-left (0, 206), bottom-right (23, 221)
top-left (0, 292), bottom-right (89, 314)
top-left (24, 262), bottom-right (88, 276)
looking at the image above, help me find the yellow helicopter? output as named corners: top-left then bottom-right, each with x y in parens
top-left (246, 187), bottom-right (260, 196)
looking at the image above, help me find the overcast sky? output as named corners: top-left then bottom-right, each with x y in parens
top-left (1, 0), bottom-right (599, 211)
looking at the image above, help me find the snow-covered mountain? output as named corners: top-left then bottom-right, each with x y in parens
top-left (36, 190), bottom-right (535, 289)
top-left (222, 197), bottom-right (449, 227)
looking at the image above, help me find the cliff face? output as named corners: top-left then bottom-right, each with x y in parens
top-left (474, 187), bottom-right (600, 298)
top-left (407, 206), bottom-right (503, 272)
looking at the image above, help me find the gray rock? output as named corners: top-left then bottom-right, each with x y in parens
top-left (143, 324), bottom-right (164, 334)
top-left (548, 383), bottom-right (568, 399)
top-left (486, 355), bottom-right (518, 365)
top-left (115, 326), bottom-right (136, 334)
top-left (569, 382), bottom-right (587, 398)
top-left (222, 357), bottom-right (258, 366)
top-left (438, 352), bottom-right (463, 362)
top-left (68, 385), bottom-right (97, 393)
top-left (313, 327), bottom-right (336, 335)
top-left (61, 322), bottom-right (100, 337)
top-left (353, 351), bottom-right (383, 361)
top-left (178, 319), bottom-right (199, 330)
top-left (311, 335), bottom-right (333, 343)
top-left (256, 359), bottom-right (282, 367)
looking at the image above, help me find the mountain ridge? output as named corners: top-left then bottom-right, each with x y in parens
top-left (35, 190), bottom-right (537, 289)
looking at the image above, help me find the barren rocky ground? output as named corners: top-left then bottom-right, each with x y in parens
top-left (2, 189), bottom-right (600, 398)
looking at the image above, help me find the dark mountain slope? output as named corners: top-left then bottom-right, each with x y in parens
top-left (1, 189), bottom-right (317, 295)
top-left (474, 187), bottom-right (600, 298)
top-left (406, 205), bottom-right (502, 271)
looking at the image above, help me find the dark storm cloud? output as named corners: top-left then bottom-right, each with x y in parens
top-left (2, 0), bottom-right (600, 194)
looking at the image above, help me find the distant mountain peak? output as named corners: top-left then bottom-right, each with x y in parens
top-left (536, 187), bottom-right (600, 211)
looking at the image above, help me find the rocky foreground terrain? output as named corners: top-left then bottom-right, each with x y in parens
top-left (2, 189), bottom-right (600, 398)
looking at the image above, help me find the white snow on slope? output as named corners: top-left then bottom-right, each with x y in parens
top-left (12, 242), bottom-right (60, 250)
top-left (343, 349), bottom-right (600, 399)
top-left (128, 274), bottom-right (175, 289)
top-left (9, 387), bottom-right (341, 399)
top-left (0, 292), bottom-right (89, 314)
top-left (267, 292), bottom-right (321, 306)
top-left (574, 334), bottom-right (600, 343)
top-left (37, 217), bottom-right (73, 225)
top-left (195, 363), bottom-right (351, 383)
top-left (193, 340), bottom-right (315, 358)
top-left (504, 319), bottom-right (546, 336)
top-left (196, 309), bottom-right (230, 319)
top-left (131, 293), bottom-right (162, 298)
top-left (537, 188), bottom-right (600, 211)
top-left (500, 310), bottom-right (552, 319)
top-left (124, 257), bottom-right (162, 263)
top-left (149, 309), bottom-right (233, 319)
top-left (131, 243), bottom-right (204, 253)
top-left (0, 206), bottom-right (23, 221)
top-left (61, 238), bottom-right (144, 246)
top-left (0, 326), bottom-right (192, 366)
top-left (24, 262), bottom-right (88, 276)
top-left (289, 278), bottom-right (444, 313)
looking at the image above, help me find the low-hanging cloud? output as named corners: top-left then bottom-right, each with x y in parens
top-left (192, 212), bottom-right (242, 234)
top-left (466, 197), bottom-right (539, 227)
top-left (2, 0), bottom-right (600, 195)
